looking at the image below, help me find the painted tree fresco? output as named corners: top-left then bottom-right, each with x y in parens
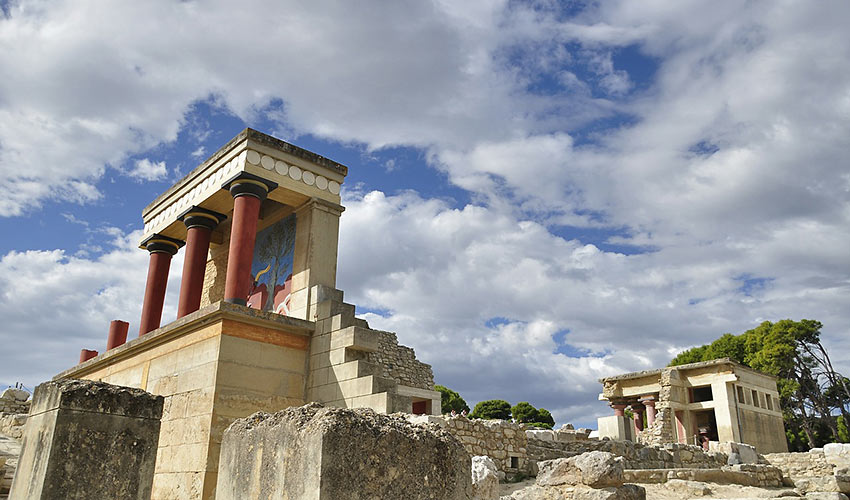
top-left (248, 214), bottom-right (296, 315)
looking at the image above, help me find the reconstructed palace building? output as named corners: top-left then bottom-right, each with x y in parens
top-left (597, 358), bottom-right (788, 454)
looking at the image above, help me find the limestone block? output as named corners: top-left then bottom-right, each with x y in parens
top-left (508, 483), bottom-right (645, 500)
top-left (537, 451), bottom-right (625, 488)
top-left (710, 441), bottom-right (759, 465)
top-left (663, 479), bottom-right (712, 496)
top-left (9, 379), bottom-right (163, 500)
top-left (216, 403), bottom-right (472, 500)
top-left (0, 389), bottom-right (29, 402)
top-left (805, 493), bottom-right (850, 500)
top-left (826, 444), bottom-right (850, 469)
top-left (471, 455), bottom-right (499, 500)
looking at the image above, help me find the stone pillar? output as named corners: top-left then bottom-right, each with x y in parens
top-left (176, 206), bottom-right (226, 318)
top-left (78, 349), bottom-right (98, 363)
top-left (288, 199), bottom-right (344, 320)
top-left (138, 234), bottom-right (184, 336)
top-left (642, 398), bottom-right (657, 426)
top-left (106, 320), bottom-right (129, 350)
top-left (9, 379), bottom-right (163, 500)
top-left (222, 173), bottom-right (277, 306)
top-left (611, 403), bottom-right (628, 417)
top-left (632, 404), bottom-right (645, 434)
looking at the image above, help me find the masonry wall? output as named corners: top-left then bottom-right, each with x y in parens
top-left (410, 415), bottom-right (530, 475)
top-left (528, 437), bottom-right (729, 470)
top-left (0, 400), bottom-right (29, 416)
top-left (366, 329), bottom-right (435, 390)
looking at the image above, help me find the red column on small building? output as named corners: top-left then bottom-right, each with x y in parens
top-left (222, 174), bottom-right (277, 306)
top-left (106, 320), bottom-right (129, 350)
top-left (138, 234), bottom-right (184, 336)
top-left (177, 207), bottom-right (226, 318)
top-left (611, 403), bottom-right (628, 417)
top-left (632, 405), bottom-right (645, 434)
top-left (79, 349), bottom-right (98, 363)
top-left (642, 398), bottom-right (657, 426)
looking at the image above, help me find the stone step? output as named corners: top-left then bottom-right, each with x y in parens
top-left (330, 326), bottom-right (379, 353)
top-left (327, 360), bottom-right (383, 384)
top-left (327, 312), bottom-right (369, 332)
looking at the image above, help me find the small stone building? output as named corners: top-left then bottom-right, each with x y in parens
top-left (597, 358), bottom-right (788, 454)
top-left (53, 129), bottom-right (441, 499)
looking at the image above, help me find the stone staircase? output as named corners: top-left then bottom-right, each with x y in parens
top-left (306, 286), bottom-right (424, 414)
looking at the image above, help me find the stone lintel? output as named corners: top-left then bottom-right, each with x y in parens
top-left (140, 128), bottom-right (348, 246)
top-left (54, 301), bottom-right (315, 380)
top-left (144, 128), bottom-right (348, 217)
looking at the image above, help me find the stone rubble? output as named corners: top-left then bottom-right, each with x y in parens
top-left (504, 451), bottom-right (646, 500)
top-left (472, 455), bottom-right (501, 500)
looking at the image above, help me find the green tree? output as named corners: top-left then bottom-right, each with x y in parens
top-left (537, 408), bottom-right (556, 427)
top-left (511, 402), bottom-right (539, 423)
top-left (470, 400), bottom-right (512, 420)
top-left (435, 385), bottom-right (469, 414)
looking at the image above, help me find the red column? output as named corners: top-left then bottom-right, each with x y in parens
top-left (642, 398), bottom-right (657, 426)
top-left (177, 207), bottom-right (226, 318)
top-left (611, 403), bottom-right (628, 417)
top-left (106, 320), bottom-right (129, 350)
top-left (138, 235), bottom-right (183, 336)
top-left (79, 349), bottom-right (98, 363)
top-left (222, 174), bottom-right (276, 305)
top-left (632, 405), bottom-right (645, 433)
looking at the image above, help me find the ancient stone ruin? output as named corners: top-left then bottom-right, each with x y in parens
top-left (597, 358), bottom-right (789, 454)
top-left (1, 129), bottom-right (848, 499)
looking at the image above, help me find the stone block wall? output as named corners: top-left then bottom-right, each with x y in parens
top-left (527, 437), bottom-right (728, 471)
top-left (0, 414), bottom-right (27, 441)
top-left (0, 400), bottom-right (29, 416)
top-left (409, 415), bottom-right (531, 475)
top-left (764, 448), bottom-right (835, 478)
top-left (366, 329), bottom-right (435, 390)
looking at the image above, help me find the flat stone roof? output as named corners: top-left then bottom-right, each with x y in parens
top-left (598, 357), bottom-right (776, 383)
top-left (143, 128), bottom-right (348, 215)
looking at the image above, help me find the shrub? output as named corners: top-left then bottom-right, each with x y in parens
top-left (435, 385), bottom-right (470, 414)
top-left (470, 399), bottom-right (512, 420)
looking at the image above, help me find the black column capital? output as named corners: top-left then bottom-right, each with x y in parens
top-left (221, 172), bottom-right (278, 201)
top-left (178, 206), bottom-right (227, 231)
top-left (140, 233), bottom-right (185, 255)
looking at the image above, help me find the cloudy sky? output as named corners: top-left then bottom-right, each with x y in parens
top-left (1, 0), bottom-right (848, 428)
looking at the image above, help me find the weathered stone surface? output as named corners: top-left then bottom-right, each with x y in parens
top-left (472, 455), bottom-right (500, 500)
top-left (528, 435), bottom-right (727, 470)
top-left (710, 442), bottom-right (760, 465)
top-left (537, 451), bottom-right (625, 488)
top-left (804, 493), bottom-right (850, 500)
top-left (794, 475), bottom-right (850, 494)
top-left (410, 414), bottom-right (530, 475)
top-left (9, 379), bottom-right (163, 500)
top-left (0, 414), bottom-right (27, 441)
top-left (0, 389), bottom-right (28, 403)
top-left (663, 479), bottom-right (712, 497)
top-left (217, 403), bottom-right (472, 500)
top-left (505, 483), bottom-right (645, 500)
top-left (826, 444), bottom-right (850, 470)
top-left (766, 449), bottom-right (835, 478)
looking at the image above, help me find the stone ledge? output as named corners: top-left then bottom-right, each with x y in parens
top-left (54, 301), bottom-right (314, 381)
